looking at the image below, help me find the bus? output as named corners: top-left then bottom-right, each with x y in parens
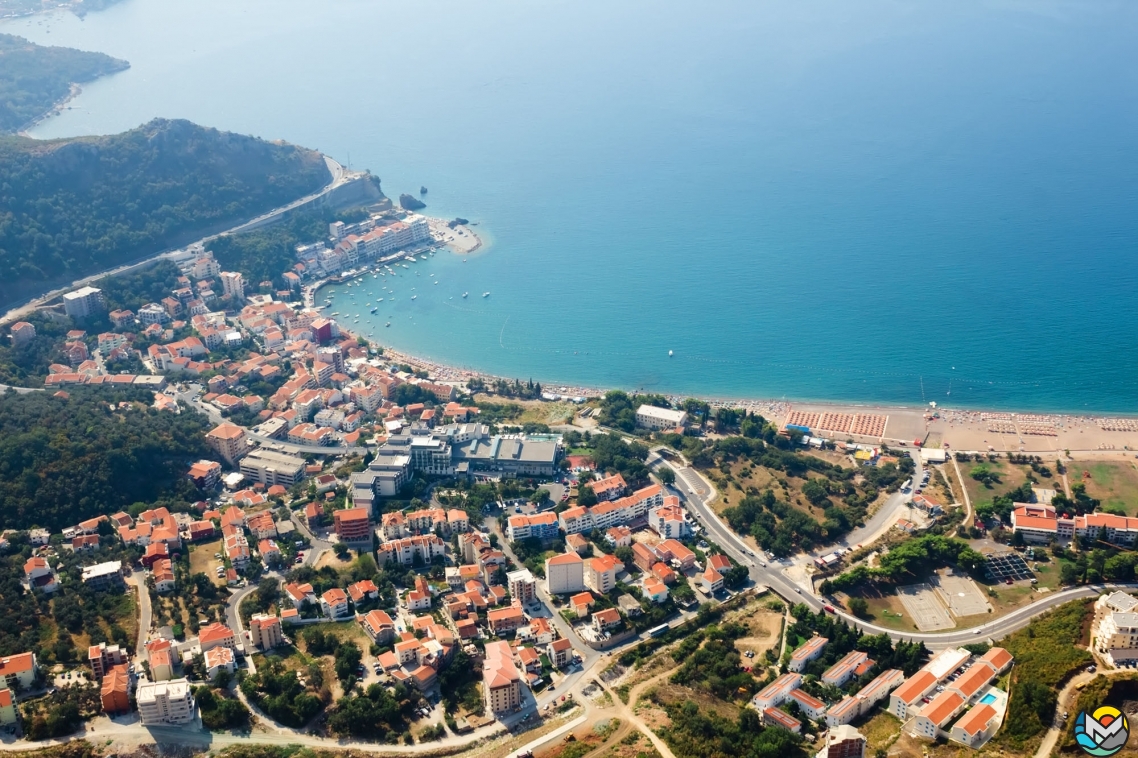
top-left (647, 624), bottom-right (670, 638)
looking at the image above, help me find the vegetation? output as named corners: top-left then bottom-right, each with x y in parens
top-left (0, 386), bottom-right (211, 530)
top-left (0, 311), bottom-right (73, 386)
top-left (0, 34), bottom-right (129, 133)
top-left (595, 390), bottom-right (670, 432)
top-left (658, 700), bottom-right (806, 758)
top-left (239, 657), bottom-right (325, 727)
top-left (995, 599), bottom-right (1093, 748)
top-left (819, 535), bottom-right (986, 594)
top-left (21, 683), bottom-right (96, 740)
top-left (208, 205), bottom-right (374, 291)
top-left (0, 118), bottom-right (330, 307)
top-left (326, 682), bottom-right (419, 740)
top-left (196, 685), bottom-right (251, 730)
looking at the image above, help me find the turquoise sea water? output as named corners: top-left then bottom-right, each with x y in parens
top-left (6, 0), bottom-right (1138, 412)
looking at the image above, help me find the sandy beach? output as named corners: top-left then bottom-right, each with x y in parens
top-left (426, 216), bottom-right (483, 255)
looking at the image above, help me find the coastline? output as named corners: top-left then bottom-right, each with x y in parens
top-left (343, 323), bottom-right (1138, 457)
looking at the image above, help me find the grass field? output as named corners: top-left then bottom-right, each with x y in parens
top-left (1072, 460), bottom-right (1138, 514)
top-left (188, 539), bottom-right (224, 585)
top-left (958, 458), bottom-right (1031, 509)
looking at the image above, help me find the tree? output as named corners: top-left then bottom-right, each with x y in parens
top-left (657, 466), bottom-right (676, 486)
top-left (578, 485), bottom-right (598, 508)
top-left (848, 597), bottom-right (869, 618)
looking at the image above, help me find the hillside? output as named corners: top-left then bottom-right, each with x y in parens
top-left (0, 118), bottom-right (332, 307)
top-left (0, 386), bottom-right (212, 530)
top-left (0, 33), bottom-right (129, 133)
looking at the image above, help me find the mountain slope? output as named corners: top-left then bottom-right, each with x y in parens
top-left (0, 118), bottom-right (332, 306)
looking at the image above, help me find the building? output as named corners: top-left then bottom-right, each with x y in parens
top-left (483, 640), bottom-right (523, 713)
top-left (889, 671), bottom-right (937, 721)
top-left (198, 622), bottom-right (236, 653)
top-left (206, 423), bottom-right (250, 465)
top-left (360, 610), bottom-right (396, 645)
top-left (548, 637), bottom-right (574, 668)
top-left (751, 671), bottom-right (802, 711)
top-left (488, 604), bottom-right (526, 634)
top-left (585, 554), bottom-right (624, 595)
top-left (912, 690), bottom-right (965, 740)
top-left (378, 534), bottom-right (446, 566)
top-left (762, 707), bottom-right (802, 733)
top-left (205, 646), bottom-right (236, 679)
top-left (949, 703), bottom-right (1000, 747)
top-left (506, 512), bottom-right (559, 542)
top-left (219, 271), bottom-right (245, 301)
top-left (321, 588), bottom-right (351, 619)
top-left (100, 663), bottom-right (131, 715)
top-left (81, 561), bottom-right (124, 590)
top-left (507, 569), bottom-right (537, 605)
top-left (188, 460), bottom-right (223, 490)
top-left (239, 449), bottom-right (306, 487)
top-left (63, 286), bottom-right (106, 319)
top-left (635, 404), bottom-right (688, 430)
top-left (248, 614), bottom-right (283, 651)
top-left (88, 643), bottom-right (128, 680)
top-left (788, 636), bottom-right (828, 672)
top-left (822, 650), bottom-right (873, 688)
top-left (591, 473), bottom-right (627, 501)
top-left (137, 678), bottom-right (196, 725)
top-left (546, 552), bottom-right (586, 594)
top-left (789, 688), bottom-right (828, 720)
top-left (0, 652), bottom-right (37, 690)
top-left (334, 507), bottom-right (373, 545)
top-left (817, 725), bottom-right (866, 758)
top-left (649, 501), bottom-right (690, 539)
top-left (0, 688), bottom-right (16, 726)
top-left (9, 322), bottom-right (35, 347)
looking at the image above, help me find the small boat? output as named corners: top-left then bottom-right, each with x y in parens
top-left (411, 295), bottom-right (417, 300)
top-left (462, 292), bottom-right (468, 298)
top-left (331, 312), bottom-right (340, 316)
top-left (669, 350), bottom-right (674, 357)
top-left (377, 298), bottom-right (384, 302)
top-left (370, 308), bottom-right (377, 314)
top-left (385, 322), bottom-right (391, 327)
top-left (482, 291), bottom-right (490, 298)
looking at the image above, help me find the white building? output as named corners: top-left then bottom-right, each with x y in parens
top-left (239, 448), bottom-right (307, 487)
top-left (137, 678), bottom-right (196, 725)
top-left (507, 568), bottom-right (537, 605)
top-left (62, 286), bottom-right (106, 319)
top-left (545, 552), bottom-right (585, 594)
top-left (635, 404), bottom-right (688, 430)
top-left (220, 271), bottom-right (245, 301)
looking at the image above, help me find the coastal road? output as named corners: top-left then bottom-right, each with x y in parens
top-left (0, 155), bottom-right (349, 328)
top-left (653, 448), bottom-right (1133, 648)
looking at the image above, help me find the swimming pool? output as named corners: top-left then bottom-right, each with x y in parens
top-left (980, 694), bottom-right (998, 705)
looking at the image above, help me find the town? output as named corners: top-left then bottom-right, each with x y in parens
top-left (2, 206), bottom-right (1138, 758)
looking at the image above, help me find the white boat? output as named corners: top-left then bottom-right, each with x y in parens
top-left (482, 291), bottom-right (490, 298)
top-left (462, 292), bottom-right (468, 298)
top-left (411, 295), bottom-right (417, 300)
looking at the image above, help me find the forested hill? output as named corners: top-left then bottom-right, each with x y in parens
top-left (0, 33), bottom-right (128, 133)
top-left (0, 387), bottom-right (212, 531)
top-left (0, 118), bottom-right (332, 307)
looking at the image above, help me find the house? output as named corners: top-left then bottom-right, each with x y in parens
top-left (247, 512), bottom-right (277, 540)
top-left (321, 588), bottom-right (350, 619)
top-left (23, 556), bottom-right (58, 594)
top-left (948, 661), bottom-right (997, 702)
top-left (788, 636), bottom-right (828, 672)
top-left (153, 559), bottom-right (176, 593)
top-left (506, 512), bottom-right (559, 542)
top-left (516, 646), bottom-right (542, 674)
top-left (248, 614), bottom-right (283, 650)
top-left (652, 562), bottom-right (678, 585)
top-left (788, 688), bottom-right (827, 720)
top-left (198, 623), bottom-right (236, 653)
top-left (657, 539), bottom-right (696, 570)
top-left (487, 604), bottom-right (525, 635)
top-left (0, 652), bottom-right (37, 691)
top-left (360, 610), bottom-right (396, 645)
top-left (605, 525), bottom-right (632, 548)
top-left (699, 564), bottom-right (724, 594)
top-left (762, 707), bottom-right (802, 733)
top-left (592, 607), bottom-right (622, 634)
top-left (347, 579), bottom-right (379, 604)
top-left (649, 500), bottom-right (690, 539)
top-left (404, 590), bottom-right (431, 611)
top-left (546, 551), bottom-right (586, 594)
top-left (642, 576), bottom-right (669, 603)
top-left (570, 592), bottom-right (595, 618)
top-left (548, 637), bottom-right (574, 668)
top-left (205, 646), bottom-right (236, 679)
top-left (517, 617), bottom-right (555, 645)
top-left (631, 543), bottom-right (658, 572)
top-left (590, 473), bottom-right (628, 501)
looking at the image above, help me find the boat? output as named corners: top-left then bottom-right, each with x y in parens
top-left (370, 308), bottom-right (377, 314)
top-left (411, 295), bottom-right (417, 300)
top-left (669, 350), bottom-right (674, 357)
top-left (482, 291), bottom-right (490, 298)
top-left (331, 312), bottom-right (340, 316)
top-left (377, 298), bottom-right (384, 302)
top-left (462, 292), bottom-right (468, 298)
top-left (385, 322), bottom-right (391, 327)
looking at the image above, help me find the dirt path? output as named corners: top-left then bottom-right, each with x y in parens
top-left (594, 668), bottom-right (677, 758)
top-left (951, 455), bottom-right (973, 524)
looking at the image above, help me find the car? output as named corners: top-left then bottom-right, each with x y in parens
top-left (794, 588), bottom-right (801, 594)
top-left (973, 629), bottom-right (981, 634)
top-left (295, 556), bottom-right (303, 564)
top-left (1006, 578), bottom-right (1013, 585)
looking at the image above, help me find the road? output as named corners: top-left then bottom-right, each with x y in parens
top-left (126, 573), bottom-right (153, 660)
top-left (0, 156), bottom-right (349, 328)
top-left (655, 447), bottom-right (1136, 648)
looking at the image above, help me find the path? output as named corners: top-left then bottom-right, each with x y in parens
top-left (126, 573), bottom-right (152, 660)
top-left (952, 454), bottom-right (973, 523)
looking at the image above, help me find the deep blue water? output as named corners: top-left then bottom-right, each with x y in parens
top-left (6, 0), bottom-right (1138, 412)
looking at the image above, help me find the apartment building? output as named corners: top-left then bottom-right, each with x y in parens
top-left (0, 653), bottom-right (37, 691)
top-left (751, 672), bottom-right (803, 711)
top-left (248, 614), bottom-right (283, 651)
top-left (239, 449), bottom-right (306, 487)
top-left (205, 423), bottom-right (251, 465)
top-left (506, 512), bottom-right (559, 542)
top-left (635, 404), bottom-right (688, 430)
top-left (822, 650), bottom-right (873, 688)
top-left (63, 286), bottom-right (106, 319)
top-left (585, 554), bottom-right (624, 594)
top-left (137, 679), bottom-right (196, 725)
top-left (507, 569), bottom-right (537, 605)
top-left (484, 640), bottom-right (523, 714)
top-left (88, 643), bottom-right (128, 680)
top-left (546, 552), bottom-right (586, 594)
top-left (788, 636), bottom-right (829, 672)
top-left (817, 725), bottom-right (866, 758)
top-left (334, 507), bottom-right (373, 545)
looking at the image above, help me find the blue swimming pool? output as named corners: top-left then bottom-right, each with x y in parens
top-left (980, 694), bottom-right (998, 705)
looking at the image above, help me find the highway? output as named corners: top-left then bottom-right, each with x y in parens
top-left (651, 447), bottom-right (1130, 649)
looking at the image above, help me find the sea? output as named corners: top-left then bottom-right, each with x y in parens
top-left (5, 0), bottom-right (1138, 413)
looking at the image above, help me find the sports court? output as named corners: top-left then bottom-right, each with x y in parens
top-left (932, 574), bottom-right (991, 617)
top-left (897, 583), bottom-right (955, 631)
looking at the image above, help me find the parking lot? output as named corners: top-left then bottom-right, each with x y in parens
top-left (898, 583), bottom-right (955, 631)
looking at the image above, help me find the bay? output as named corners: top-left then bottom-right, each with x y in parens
top-left (5, 0), bottom-right (1138, 412)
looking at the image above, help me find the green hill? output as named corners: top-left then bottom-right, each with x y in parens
top-left (0, 33), bottom-right (129, 133)
top-left (0, 118), bottom-right (332, 307)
